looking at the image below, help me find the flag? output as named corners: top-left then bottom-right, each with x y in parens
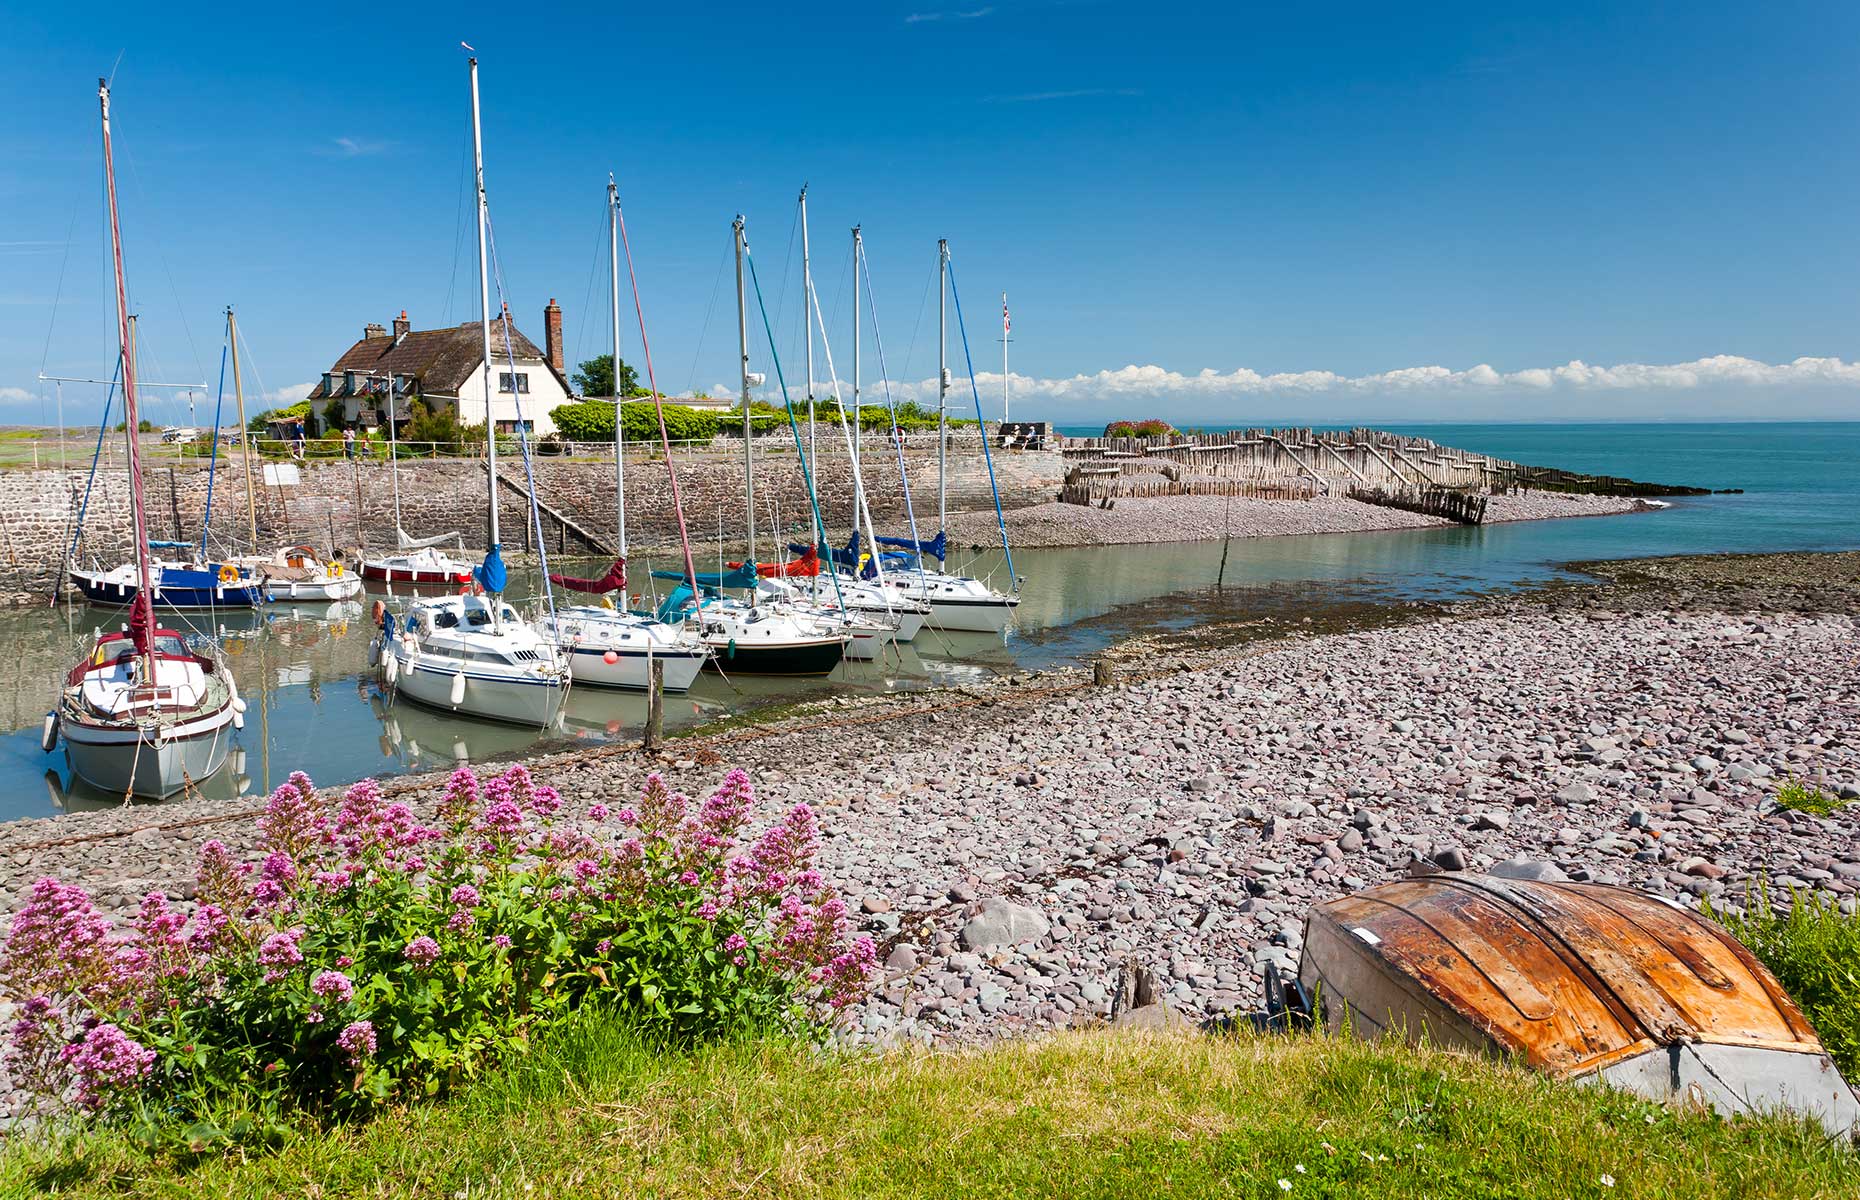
top-left (1002, 294), bottom-right (1011, 336)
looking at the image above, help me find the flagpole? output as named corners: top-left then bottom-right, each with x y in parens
top-left (1001, 292), bottom-right (1010, 425)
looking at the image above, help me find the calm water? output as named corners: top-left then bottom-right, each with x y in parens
top-left (6, 422), bottom-right (1855, 821)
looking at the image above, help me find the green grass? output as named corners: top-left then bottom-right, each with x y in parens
top-left (3, 1023), bottom-right (1852, 1199)
top-left (1710, 883), bottom-right (1860, 1080)
top-left (1775, 778), bottom-right (1852, 817)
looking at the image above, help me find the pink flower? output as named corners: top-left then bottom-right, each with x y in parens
top-left (311, 969), bottom-right (355, 1003)
top-left (446, 910), bottom-right (475, 933)
top-left (58, 1023), bottom-right (155, 1111)
top-left (403, 936), bottom-right (441, 969)
top-left (448, 884), bottom-right (481, 908)
top-left (696, 900), bottom-right (719, 921)
top-left (678, 870), bottom-right (700, 887)
top-left (587, 802), bottom-right (610, 822)
top-left (615, 807), bottom-right (638, 825)
top-left (257, 929), bottom-right (304, 971)
top-left (491, 934), bottom-right (512, 950)
top-left (439, 767), bottom-right (481, 824)
top-left (257, 772), bottom-right (328, 859)
top-left (477, 799), bottom-right (525, 837)
top-left (337, 1019), bottom-right (377, 1066)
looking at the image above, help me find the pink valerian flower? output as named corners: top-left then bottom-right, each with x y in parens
top-left (723, 933), bottom-right (748, 953)
top-left (58, 1023), bottom-right (155, 1111)
top-left (334, 777), bottom-right (383, 850)
top-left (448, 884), bottom-right (481, 908)
top-left (311, 970), bottom-right (355, 1003)
top-left (194, 840), bottom-right (251, 912)
top-left (678, 870), bottom-right (701, 887)
top-left (812, 936), bottom-right (880, 1008)
top-left (130, 892), bottom-right (192, 984)
top-left (696, 901), bottom-right (720, 921)
top-left (438, 766), bottom-right (482, 826)
top-left (337, 1019), bottom-right (377, 1066)
top-left (595, 939), bottom-right (613, 956)
top-left (0, 878), bottom-right (131, 1009)
top-left (336, 954), bottom-right (354, 968)
top-left (185, 905), bottom-right (230, 955)
top-left (257, 772), bottom-right (328, 860)
top-left (258, 929), bottom-right (305, 983)
top-left (313, 869), bottom-right (355, 895)
top-left (446, 910), bottom-right (475, 933)
top-left (615, 807), bottom-right (638, 826)
top-left (572, 859), bottom-right (600, 885)
top-left (260, 851), bottom-right (297, 886)
top-left (633, 774), bottom-right (688, 840)
top-left (403, 936), bottom-right (441, 969)
top-left (696, 769), bottom-right (754, 842)
top-left (304, 1009), bottom-right (325, 1025)
top-left (736, 803), bottom-right (821, 898)
top-left (587, 802), bottom-right (610, 822)
top-left (477, 799), bottom-right (526, 838)
top-left (491, 935), bottom-right (512, 950)
top-left (4, 996), bottom-right (64, 1096)
top-left (249, 880), bottom-right (289, 911)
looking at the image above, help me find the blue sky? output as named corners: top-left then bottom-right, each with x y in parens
top-left (3, 1), bottom-right (1858, 427)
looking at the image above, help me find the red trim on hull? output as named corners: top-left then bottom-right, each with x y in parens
top-left (360, 565), bottom-right (473, 585)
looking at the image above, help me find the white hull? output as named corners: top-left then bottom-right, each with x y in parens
top-left (60, 709), bottom-right (234, 799)
top-left (561, 645), bottom-right (707, 690)
top-left (544, 607), bottom-right (710, 691)
top-left (924, 595), bottom-right (1018, 633)
top-left (388, 645), bottom-right (568, 726)
top-left (264, 575), bottom-right (364, 601)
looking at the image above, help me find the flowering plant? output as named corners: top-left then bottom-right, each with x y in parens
top-left (2, 765), bottom-right (873, 1134)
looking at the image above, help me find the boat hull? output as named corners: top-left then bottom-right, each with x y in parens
top-left (386, 646), bottom-right (567, 726)
top-left (704, 636), bottom-right (846, 676)
top-left (924, 595), bottom-right (1019, 633)
top-left (60, 709), bottom-right (234, 799)
top-left (70, 569), bottom-right (264, 610)
top-left (361, 564), bottom-right (472, 585)
top-left (264, 575), bottom-right (364, 601)
top-left (563, 645), bottom-right (708, 691)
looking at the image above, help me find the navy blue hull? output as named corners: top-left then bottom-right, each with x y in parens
top-left (70, 569), bottom-right (265, 609)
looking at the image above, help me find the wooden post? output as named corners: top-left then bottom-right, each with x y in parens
top-left (1093, 659), bottom-right (1112, 688)
top-left (644, 658), bottom-right (664, 751)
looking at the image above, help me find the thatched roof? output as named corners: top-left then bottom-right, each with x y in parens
top-left (308, 317), bottom-right (568, 400)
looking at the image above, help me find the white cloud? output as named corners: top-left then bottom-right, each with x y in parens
top-left (761, 354), bottom-right (1860, 422)
top-left (259, 381), bottom-right (319, 410)
top-left (905, 6), bottom-right (994, 22)
top-left (320, 136), bottom-right (390, 158)
top-left (0, 386), bottom-right (31, 404)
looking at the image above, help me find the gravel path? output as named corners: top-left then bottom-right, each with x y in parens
top-left (2, 557), bottom-right (1854, 1087)
top-left (946, 491), bottom-right (1643, 549)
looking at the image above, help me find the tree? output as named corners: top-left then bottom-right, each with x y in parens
top-left (570, 354), bottom-right (641, 399)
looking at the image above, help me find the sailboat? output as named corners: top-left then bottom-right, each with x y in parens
top-left (50, 78), bottom-right (242, 799)
top-left (540, 176), bottom-right (710, 692)
top-left (214, 308), bottom-right (363, 601)
top-left (358, 364), bottom-right (474, 586)
top-left (670, 216), bottom-right (850, 677)
top-left (373, 55), bottom-right (570, 726)
top-left (871, 239), bottom-right (1020, 633)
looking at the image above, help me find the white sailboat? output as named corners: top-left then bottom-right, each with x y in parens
top-left (358, 365), bottom-right (474, 586)
top-left (216, 308), bottom-right (364, 601)
top-left (374, 54), bottom-right (569, 726)
top-left (541, 175), bottom-right (709, 692)
top-left (51, 79), bottom-right (242, 799)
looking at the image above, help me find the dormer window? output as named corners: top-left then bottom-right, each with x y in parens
top-left (498, 371), bottom-right (530, 394)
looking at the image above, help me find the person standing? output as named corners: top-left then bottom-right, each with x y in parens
top-left (292, 422), bottom-right (306, 461)
top-left (343, 426), bottom-right (356, 460)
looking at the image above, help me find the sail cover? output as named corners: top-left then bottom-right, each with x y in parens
top-left (549, 558), bottom-right (627, 594)
top-left (473, 544), bottom-right (508, 594)
top-left (742, 547), bottom-right (819, 578)
top-left (651, 563), bottom-right (758, 592)
top-left (875, 530), bottom-right (946, 562)
top-left (397, 526), bottom-right (462, 550)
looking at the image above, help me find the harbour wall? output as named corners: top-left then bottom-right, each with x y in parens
top-left (0, 431), bottom-right (1063, 602)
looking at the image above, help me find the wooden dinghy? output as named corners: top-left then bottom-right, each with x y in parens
top-left (1299, 873), bottom-right (1859, 1135)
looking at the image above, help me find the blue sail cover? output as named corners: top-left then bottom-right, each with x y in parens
top-left (651, 563), bottom-right (758, 592)
top-left (474, 544), bottom-right (508, 594)
top-left (787, 531), bottom-right (863, 570)
top-left (874, 530), bottom-right (946, 562)
top-left (654, 584), bottom-right (700, 624)
top-left (147, 540), bottom-right (194, 551)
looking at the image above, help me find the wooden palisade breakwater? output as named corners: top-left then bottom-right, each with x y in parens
top-left (1058, 426), bottom-right (1709, 505)
top-left (1346, 485), bottom-right (1489, 525)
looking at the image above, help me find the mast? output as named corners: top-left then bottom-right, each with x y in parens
top-left (800, 185), bottom-right (814, 482)
top-left (385, 368), bottom-right (401, 536)
top-left (610, 174), bottom-right (626, 557)
top-left (937, 238), bottom-right (949, 539)
top-left (99, 79), bottom-right (156, 664)
top-left (228, 308), bottom-right (259, 550)
top-left (851, 225), bottom-right (862, 550)
top-left (1001, 291), bottom-right (1010, 425)
top-left (468, 56), bottom-right (501, 556)
top-left (734, 216), bottom-right (755, 567)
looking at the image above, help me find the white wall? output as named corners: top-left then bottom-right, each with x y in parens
top-left (452, 359), bottom-right (568, 437)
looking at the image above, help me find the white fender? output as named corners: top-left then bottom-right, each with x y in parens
top-left (367, 637), bottom-right (381, 668)
top-left (383, 651), bottom-right (399, 686)
top-left (226, 676), bottom-right (246, 730)
top-left (40, 712), bottom-right (58, 753)
top-left (449, 670), bottom-right (466, 707)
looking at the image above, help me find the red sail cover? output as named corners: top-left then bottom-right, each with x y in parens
top-left (548, 558), bottom-right (627, 594)
top-left (728, 547), bottom-right (820, 578)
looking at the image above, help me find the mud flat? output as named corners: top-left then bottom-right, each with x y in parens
top-left (943, 490), bottom-right (1644, 550)
top-left (0, 551), bottom-right (1853, 1104)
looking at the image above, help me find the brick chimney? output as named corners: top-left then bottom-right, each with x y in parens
top-left (392, 309), bottom-right (411, 341)
top-left (364, 321), bottom-right (387, 339)
top-left (544, 298), bottom-right (564, 374)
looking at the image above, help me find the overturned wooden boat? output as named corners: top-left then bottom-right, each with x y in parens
top-left (1299, 873), bottom-right (1859, 1136)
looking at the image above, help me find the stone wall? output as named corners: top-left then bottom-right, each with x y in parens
top-left (2, 431), bottom-right (1063, 602)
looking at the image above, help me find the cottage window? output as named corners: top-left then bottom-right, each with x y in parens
top-left (498, 372), bottom-right (530, 394)
top-left (495, 419), bottom-right (535, 435)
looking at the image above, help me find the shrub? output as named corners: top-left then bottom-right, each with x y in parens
top-left (1775, 778), bottom-right (1850, 816)
top-left (1103, 419), bottom-right (1176, 438)
top-left (550, 401), bottom-right (720, 445)
top-left (1, 764), bottom-right (874, 1140)
top-left (1707, 883), bottom-right (1860, 1079)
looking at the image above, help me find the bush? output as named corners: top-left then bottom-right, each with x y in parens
top-left (1, 764), bottom-right (874, 1142)
top-left (1103, 419), bottom-right (1176, 438)
top-left (1775, 778), bottom-right (1851, 816)
top-left (1707, 883), bottom-right (1860, 1079)
top-left (549, 401), bottom-right (719, 445)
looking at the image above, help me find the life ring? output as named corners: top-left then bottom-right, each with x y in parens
top-left (218, 564), bottom-right (239, 584)
top-left (328, 561), bottom-right (344, 578)
top-left (599, 595), bottom-right (616, 611)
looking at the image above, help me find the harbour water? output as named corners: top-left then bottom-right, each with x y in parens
top-left (4, 422), bottom-right (1855, 822)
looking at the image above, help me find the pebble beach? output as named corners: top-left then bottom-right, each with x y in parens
top-left (1, 549), bottom-right (1853, 1115)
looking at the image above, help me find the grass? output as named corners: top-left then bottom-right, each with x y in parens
top-left (1775, 778), bottom-right (1853, 817)
top-left (1710, 882), bottom-right (1860, 1081)
top-left (3, 1023), bottom-right (1852, 1199)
